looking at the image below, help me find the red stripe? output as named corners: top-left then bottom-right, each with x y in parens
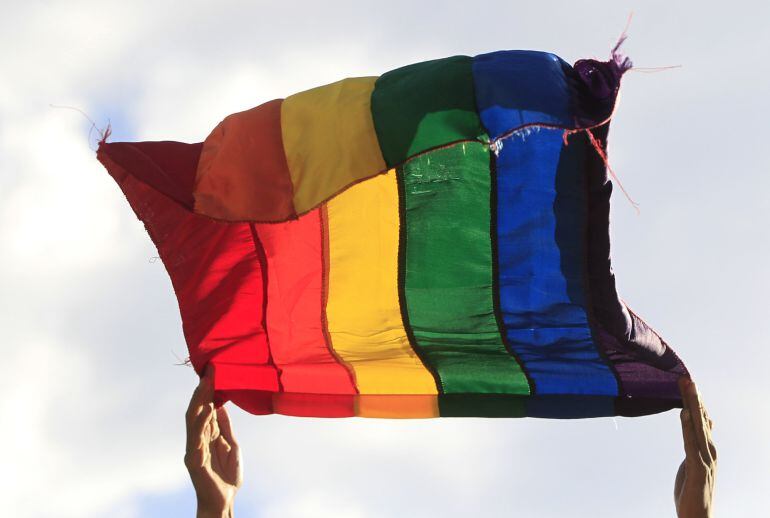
top-left (253, 208), bottom-right (357, 397)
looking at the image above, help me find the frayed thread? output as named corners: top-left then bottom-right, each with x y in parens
top-left (611, 12), bottom-right (635, 75)
top-left (627, 65), bottom-right (682, 74)
top-left (99, 122), bottom-right (112, 146)
top-left (561, 127), bottom-right (639, 214)
top-left (584, 129), bottom-right (640, 214)
top-left (172, 350), bottom-right (193, 367)
top-left (613, 12), bottom-right (682, 75)
top-left (49, 103), bottom-right (111, 151)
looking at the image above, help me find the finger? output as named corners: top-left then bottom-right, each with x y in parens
top-left (690, 381), bottom-right (714, 464)
top-left (681, 379), bottom-right (713, 463)
top-left (679, 408), bottom-right (700, 462)
top-left (703, 406), bottom-right (714, 431)
top-left (708, 437), bottom-right (717, 465)
top-left (185, 406), bottom-right (215, 473)
top-left (208, 405), bottom-right (221, 443)
top-left (186, 402), bottom-right (214, 454)
top-left (701, 405), bottom-right (717, 460)
top-left (703, 412), bottom-right (717, 464)
top-left (185, 380), bottom-right (203, 423)
top-left (217, 406), bottom-right (238, 447)
top-left (185, 366), bottom-right (215, 425)
top-left (215, 434), bottom-right (232, 455)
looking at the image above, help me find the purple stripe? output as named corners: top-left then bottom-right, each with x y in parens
top-left (584, 125), bottom-right (688, 398)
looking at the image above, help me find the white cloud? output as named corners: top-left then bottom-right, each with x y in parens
top-left (263, 489), bottom-right (368, 518)
top-left (0, 113), bottom-right (128, 276)
top-left (0, 336), bottom-right (186, 518)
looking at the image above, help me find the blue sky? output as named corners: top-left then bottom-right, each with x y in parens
top-left (1, 1), bottom-right (768, 516)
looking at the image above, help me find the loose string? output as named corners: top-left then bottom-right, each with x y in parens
top-left (584, 129), bottom-right (640, 214)
top-left (615, 12), bottom-right (682, 75)
top-left (627, 65), bottom-right (682, 74)
top-left (49, 104), bottom-right (111, 150)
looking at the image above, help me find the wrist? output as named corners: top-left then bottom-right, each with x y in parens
top-left (196, 502), bottom-right (233, 518)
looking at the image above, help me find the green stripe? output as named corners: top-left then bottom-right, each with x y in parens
top-left (371, 55), bottom-right (486, 168)
top-left (399, 142), bottom-right (530, 394)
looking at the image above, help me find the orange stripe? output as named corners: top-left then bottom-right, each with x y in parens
top-left (356, 395), bottom-right (439, 418)
top-left (194, 99), bottom-right (296, 221)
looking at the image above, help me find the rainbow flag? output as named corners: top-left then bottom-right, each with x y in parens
top-left (97, 50), bottom-right (688, 418)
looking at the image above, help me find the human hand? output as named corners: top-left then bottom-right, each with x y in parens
top-left (184, 367), bottom-right (242, 518)
top-left (674, 377), bottom-right (717, 518)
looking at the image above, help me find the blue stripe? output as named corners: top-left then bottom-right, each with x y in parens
top-left (492, 128), bottom-right (617, 395)
top-left (472, 50), bottom-right (573, 138)
top-left (473, 50), bottom-right (618, 395)
top-left (497, 129), bottom-right (618, 395)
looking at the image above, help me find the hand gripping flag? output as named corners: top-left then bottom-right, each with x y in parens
top-left (97, 49), bottom-right (688, 418)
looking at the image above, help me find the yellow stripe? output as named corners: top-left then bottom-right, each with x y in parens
top-left (325, 170), bottom-right (438, 395)
top-left (281, 76), bottom-right (386, 215)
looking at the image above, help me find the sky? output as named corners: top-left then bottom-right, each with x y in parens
top-left (1, 1), bottom-right (768, 517)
